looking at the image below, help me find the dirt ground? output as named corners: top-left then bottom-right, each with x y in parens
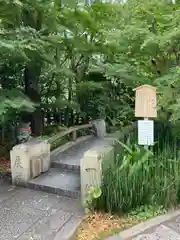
top-left (74, 212), bottom-right (139, 240)
top-left (0, 156), bottom-right (11, 181)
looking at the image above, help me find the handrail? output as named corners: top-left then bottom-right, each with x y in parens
top-left (48, 123), bottom-right (93, 144)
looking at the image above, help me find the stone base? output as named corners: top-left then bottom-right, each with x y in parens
top-left (10, 139), bottom-right (50, 186)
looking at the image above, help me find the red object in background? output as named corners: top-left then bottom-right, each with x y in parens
top-left (20, 127), bottom-right (31, 133)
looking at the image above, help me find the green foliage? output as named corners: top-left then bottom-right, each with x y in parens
top-left (109, 0), bottom-right (180, 122)
top-left (97, 134), bottom-right (180, 213)
top-left (0, 89), bottom-right (35, 123)
top-left (1, 0), bottom-right (180, 138)
top-left (84, 186), bottom-right (102, 214)
top-left (43, 124), bottom-right (67, 136)
top-left (37, 125), bottom-right (69, 150)
top-left (0, 0), bottom-right (136, 137)
top-left (129, 204), bottom-right (166, 221)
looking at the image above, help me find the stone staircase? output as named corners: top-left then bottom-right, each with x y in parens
top-left (11, 122), bottom-right (133, 201)
top-left (27, 136), bottom-right (100, 198)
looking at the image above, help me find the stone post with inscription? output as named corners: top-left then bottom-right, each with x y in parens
top-left (10, 139), bottom-right (50, 186)
top-left (80, 144), bottom-right (114, 205)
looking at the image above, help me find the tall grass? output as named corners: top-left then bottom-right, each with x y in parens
top-left (97, 131), bottom-right (180, 213)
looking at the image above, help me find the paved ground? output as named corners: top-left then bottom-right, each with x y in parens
top-left (3, 181), bottom-right (180, 240)
top-left (0, 179), bottom-right (83, 240)
top-left (106, 210), bottom-right (180, 240)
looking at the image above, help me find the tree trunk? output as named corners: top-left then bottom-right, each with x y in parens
top-left (22, 8), bottom-right (44, 136)
top-left (24, 63), bottom-right (43, 136)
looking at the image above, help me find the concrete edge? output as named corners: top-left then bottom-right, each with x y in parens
top-left (119, 209), bottom-right (180, 239)
top-left (54, 213), bottom-right (85, 240)
top-left (84, 144), bottom-right (114, 157)
top-left (67, 217), bottom-right (84, 240)
top-left (51, 135), bottom-right (93, 157)
top-left (65, 215), bottom-right (84, 240)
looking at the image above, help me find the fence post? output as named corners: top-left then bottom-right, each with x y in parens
top-left (72, 130), bottom-right (77, 141)
top-left (92, 119), bottom-right (106, 138)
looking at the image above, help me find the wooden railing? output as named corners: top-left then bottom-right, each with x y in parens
top-left (48, 123), bottom-right (93, 145)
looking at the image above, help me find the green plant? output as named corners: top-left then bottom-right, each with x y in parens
top-left (97, 133), bottom-right (180, 214)
top-left (43, 125), bottom-right (67, 136)
top-left (50, 136), bottom-right (68, 151)
top-left (84, 186), bottom-right (102, 214)
top-left (129, 205), bottom-right (166, 221)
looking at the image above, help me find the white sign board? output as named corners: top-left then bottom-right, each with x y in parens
top-left (138, 120), bottom-right (154, 146)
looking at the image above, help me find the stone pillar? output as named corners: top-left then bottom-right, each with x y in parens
top-left (92, 119), bottom-right (106, 138)
top-left (10, 145), bottom-right (30, 186)
top-left (10, 139), bottom-right (50, 186)
top-left (80, 145), bottom-right (114, 205)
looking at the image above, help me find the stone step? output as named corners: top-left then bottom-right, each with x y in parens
top-left (51, 159), bottom-right (80, 173)
top-left (51, 136), bottom-right (100, 172)
top-left (27, 168), bottom-right (80, 199)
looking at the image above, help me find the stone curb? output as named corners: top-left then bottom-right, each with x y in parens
top-left (118, 209), bottom-right (180, 239)
top-left (54, 213), bottom-right (85, 240)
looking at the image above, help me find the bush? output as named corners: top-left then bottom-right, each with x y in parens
top-left (96, 133), bottom-right (180, 214)
top-left (43, 124), bottom-right (67, 136)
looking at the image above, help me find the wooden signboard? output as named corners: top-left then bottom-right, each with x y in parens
top-left (134, 84), bottom-right (157, 118)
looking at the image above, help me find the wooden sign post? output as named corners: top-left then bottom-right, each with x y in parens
top-left (134, 84), bottom-right (157, 149)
